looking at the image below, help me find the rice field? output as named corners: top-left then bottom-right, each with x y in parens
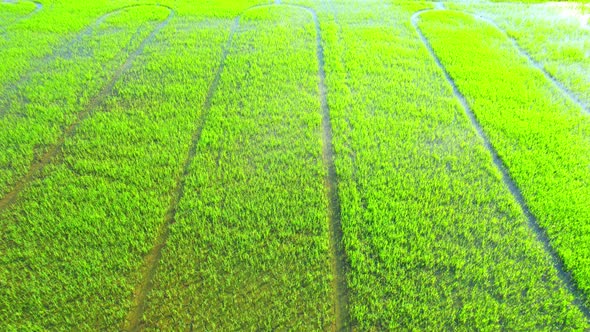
top-left (1, 0), bottom-right (589, 330)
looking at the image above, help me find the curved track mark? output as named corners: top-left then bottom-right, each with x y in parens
top-left (412, 5), bottom-right (590, 322)
top-left (0, 0), bottom-right (42, 31)
top-left (59, 4), bottom-right (169, 57)
top-left (125, 3), bottom-right (351, 331)
top-left (20, 0), bottom-right (41, 21)
top-left (1, 4), bottom-right (171, 117)
top-left (0, 6), bottom-right (174, 211)
top-left (470, 10), bottom-right (588, 114)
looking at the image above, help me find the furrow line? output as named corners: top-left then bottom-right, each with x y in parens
top-left (302, 5), bottom-right (351, 331)
top-left (327, 0), bottom-right (364, 210)
top-left (412, 7), bottom-right (590, 321)
top-left (0, 8), bottom-right (175, 212)
top-left (279, 4), bottom-right (351, 329)
top-left (123, 14), bottom-right (240, 332)
top-left (19, 0), bottom-right (41, 22)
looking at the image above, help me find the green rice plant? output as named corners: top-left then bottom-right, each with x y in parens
top-left (320, 0), bottom-right (588, 329)
top-left (1, 0), bottom-right (589, 329)
top-left (0, 6), bottom-right (171, 199)
top-left (418, 6), bottom-right (590, 314)
top-left (0, 0), bottom-right (272, 329)
top-left (449, 1), bottom-right (590, 109)
top-left (141, 5), bottom-right (334, 330)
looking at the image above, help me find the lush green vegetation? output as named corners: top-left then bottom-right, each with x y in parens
top-left (450, 1), bottom-right (590, 109)
top-left (0, 0), bottom-right (259, 329)
top-left (1, 0), bottom-right (590, 330)
top-left (142, 6), bottom-right (334, 330)
top-left (418, 5), bottom-right (590, 312)
top-left (0, 1), bottom-right (37, 26)
top-left (321, 0), bottom-right (586, 329)
top-left (0, 6), bottom-right (172, 196)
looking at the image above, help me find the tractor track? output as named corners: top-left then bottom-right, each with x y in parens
top-left (412, 4), bottom-right (590, 322)
top-left (325, 0), bottom-right (357, 330)
top-left (124, 3), bottom-right (350, 331)
top-left (0, 0), bottom-right (42, 32)
top-left (0, 6), bottom-right (174, 212)
top-left (1, 4), bottom-right (170, 118)
top-left (58, 4), bottom-right (170, 58)
top-left (307, 3), bottom-right (351, 330)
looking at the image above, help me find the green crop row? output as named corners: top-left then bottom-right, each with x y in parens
top-left (0, 1), bottom-right (37, 26)
top-left (449, 1), bottom-right (590, 110)
top-left (321, 0), bottom-right (587, 329)
top-left (141, 5), bottom-right (334, 330)
top-left (0, 6), bottom-right (171, 200)
top-left (0, 1), bottom-right (262, 329)
top-left (418, 5), bottom-right (590, 316)
top-left (0, 1), bottom-right (143, 90)
top-left (1, 0), bottom-right (589, 329)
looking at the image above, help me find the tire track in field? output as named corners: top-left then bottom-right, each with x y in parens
top-left (411, 5), bottom-right (590, 322)
top-left (324, 1), bottom-right (358, 330)
top-left (0, 4), bottom-right (169, 118)
top-left (58, 4), bottom-right (169, 58)
top-left (122, 11), bottom-right (239, 331)
top-left (0, 0), bottom-right (42, 32)
top-left (307, 4), bottom-right (351, 330)
top-left (468, 11), bottom-right (589, 115)
top-left (125, 3), bottom-right (351, 331)
top-left (0, 6), bottom-right (174, 211)
top-left (17, 0), bottom-right (41, 22)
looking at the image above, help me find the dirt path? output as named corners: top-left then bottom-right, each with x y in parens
top-left (0, 6), bottom-right (174, 212)
top-left (412, 6), bottom-right (590, 322)
top-left (124, 3), bottom-right (351, 331)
